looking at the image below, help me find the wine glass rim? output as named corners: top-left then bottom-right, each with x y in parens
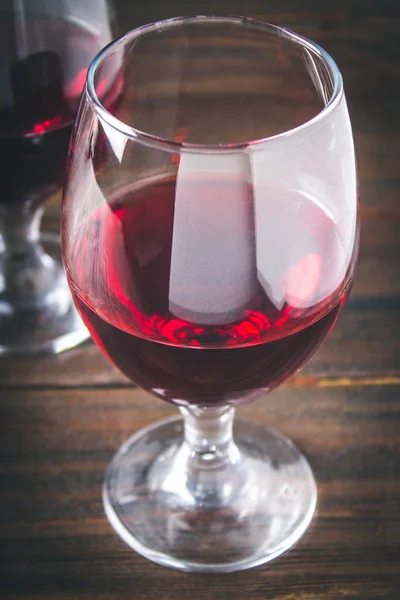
top-left (87, 15), bottom-right (344, 152)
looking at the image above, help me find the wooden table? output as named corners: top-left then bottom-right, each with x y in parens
top-left (1, 2), bottom-right (399, 598)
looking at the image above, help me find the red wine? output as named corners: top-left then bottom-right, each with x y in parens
top-left (65, 176), bottom-right (357, 407)
top-left (0, 14), bottom-right (111, 207)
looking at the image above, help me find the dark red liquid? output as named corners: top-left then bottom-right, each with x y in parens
top-left (0, 15), bottom-right (110, 207)
top-left (0, 110), bottom-right (73, 208)
top-left (65, 177), bottom-right (357, 407)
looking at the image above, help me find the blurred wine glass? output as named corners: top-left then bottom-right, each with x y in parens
top-left (0, 0), bottom-right (115, 355)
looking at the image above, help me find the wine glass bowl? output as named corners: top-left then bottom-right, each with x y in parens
top-left (62, 16), bottom-right (359, 571)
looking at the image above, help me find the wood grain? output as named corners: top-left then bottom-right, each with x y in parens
top-left (0, 385), bottom-right (399, 599)
top-left (1, 1), bottom-right (399, 598)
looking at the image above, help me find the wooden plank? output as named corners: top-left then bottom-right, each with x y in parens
top-left (4, 201), bottom-right (400, 387)
top-left (4, 196), bottom-right (400, 386)
top-left (0, 384), bottom-right (399, 598)
top-left (114, 1), bottom-right (400, 29)
top-left (7, 167), bottom-right (400, 388)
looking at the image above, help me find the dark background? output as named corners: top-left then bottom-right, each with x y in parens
top-left (1, 1), bottom-right (399, 599)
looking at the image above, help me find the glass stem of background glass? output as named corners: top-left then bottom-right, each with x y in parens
top-left (178, 406), bottom-right (240, 498)
top-left (1, 200), bottom-right (42, 251)
top-left (0, 200), bottom-right (49, 302)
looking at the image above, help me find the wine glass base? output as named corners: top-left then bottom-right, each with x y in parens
top-left (103, 416), bottom-right (317, 572)
top-left (0, 232), bottom-right (90, 357)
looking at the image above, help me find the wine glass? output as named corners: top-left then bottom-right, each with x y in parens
top-left (62, 16), bottom-right (359, 572)
top-left (0, 0), bottom-right (116, 355)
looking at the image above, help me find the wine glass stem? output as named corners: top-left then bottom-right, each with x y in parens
top-left (179, 405), bottom-right (239, 467)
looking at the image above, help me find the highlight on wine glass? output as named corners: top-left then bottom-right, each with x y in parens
top-left (62, 16), bottom-right (359, 572)
top-left (0, 0), bottom-right (117, 356)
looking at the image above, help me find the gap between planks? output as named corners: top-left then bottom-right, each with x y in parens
top-left (1, 374), bottom-right (400, 392)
